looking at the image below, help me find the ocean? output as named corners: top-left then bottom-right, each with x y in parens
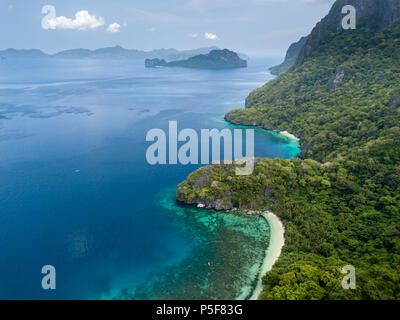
top-left (0, 57), bottom-right (300, 299)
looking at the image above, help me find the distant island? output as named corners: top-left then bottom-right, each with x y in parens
top-left (0, 46), bottom-right (249, 62)
top-left (145, 49), bottom-right (247, 69)
top-left (51, 46), bottom-right (219, 61)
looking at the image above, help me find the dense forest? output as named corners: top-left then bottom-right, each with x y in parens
top-left (177, 3), bottom-right (400, 299)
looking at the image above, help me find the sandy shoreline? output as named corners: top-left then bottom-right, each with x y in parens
top-left (248, 211), bottom-right (285, 300)
top-left (279, 130), bottom-right (300, 142)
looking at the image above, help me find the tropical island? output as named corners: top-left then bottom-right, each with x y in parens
top-left (145, 49), bottom-right (247, 69)
top-left (177, 0), bottom-right (400, 300)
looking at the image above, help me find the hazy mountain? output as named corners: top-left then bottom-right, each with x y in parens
top-left (269, 36), bottom-right (308, 75)
top-left (0, 45), bottom-right (250, 62)
top-left (0, 48), bottom-right (47, 59)
top-left (52, 45), bottom-right (220, 61)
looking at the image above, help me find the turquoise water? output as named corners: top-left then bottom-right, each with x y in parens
top-left (0, 57), bottom-right (299, 299)
top-left (103, 188), bottom-right (271, 300)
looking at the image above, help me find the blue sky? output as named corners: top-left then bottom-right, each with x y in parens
top-left (0, 0), bottom-right (334, 56)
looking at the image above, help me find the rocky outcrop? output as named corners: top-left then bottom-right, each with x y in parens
top-left (176, 196), bottom-right (235, 211)
top-left (331, 68), bottom-right (345, 89)
top-left (390, 90), bottom-right (400, 110)
top-left (176, 160), bottom-right (275, 212)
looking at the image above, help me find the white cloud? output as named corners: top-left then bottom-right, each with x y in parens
top-left (147, 27), bottom-right (157, 32)
top-left (189, 33), bottom-right (198, 38)
top-left (47, 10), bottom-right (105, 31)
top-left (107, 23), bottom-right (121, 33)
top-left (204, 32), bottom-right (218, 40)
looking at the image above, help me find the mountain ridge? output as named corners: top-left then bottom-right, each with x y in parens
top-left (0, 46), bottom-right (249, 61)
top-left (296, 0), bottom-right (400, 67)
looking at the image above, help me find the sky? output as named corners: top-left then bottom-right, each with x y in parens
top-left (0, 0), bottom-right (335, 57)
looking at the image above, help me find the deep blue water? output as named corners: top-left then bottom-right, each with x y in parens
top-left (0, 57), bottom-right (299, 299)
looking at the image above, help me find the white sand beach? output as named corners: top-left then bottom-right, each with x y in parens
top-left (279, 130), bottom-right (300, 141)
top-left (249, 211), bottom-right (285, 300)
